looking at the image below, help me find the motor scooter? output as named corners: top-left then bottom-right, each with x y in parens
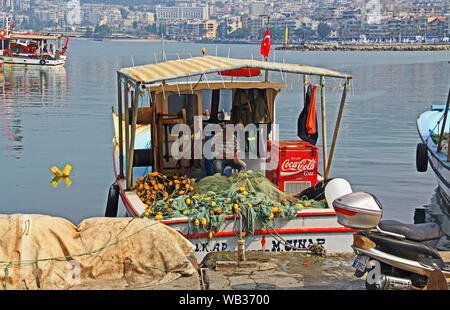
top-left (325, 179), bottom-right (450, 290)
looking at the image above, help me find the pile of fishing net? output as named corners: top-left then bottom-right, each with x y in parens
top-left (196, 171), bottom-right (294, 202)
top-left (137, 171), bottom-right (329, 238)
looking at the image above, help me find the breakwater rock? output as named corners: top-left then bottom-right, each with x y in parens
top-left (276, 43), bottom-right (450, 51)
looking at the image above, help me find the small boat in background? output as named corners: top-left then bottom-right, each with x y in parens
top-left (0, 15), bottom-right (68, 67)
top-left (416, 88), bottom-right (450, 206)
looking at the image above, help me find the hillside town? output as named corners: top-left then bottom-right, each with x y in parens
top-left (1, 0), bottom-right (450, 43)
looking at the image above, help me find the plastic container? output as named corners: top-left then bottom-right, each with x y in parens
top-left (332, 192), bottom-right (382, 230)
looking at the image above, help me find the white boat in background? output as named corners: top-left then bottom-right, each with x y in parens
top-left (0, 15), bottom-right (68, 67)
top-left (416, 89), bottom-right (450, 206)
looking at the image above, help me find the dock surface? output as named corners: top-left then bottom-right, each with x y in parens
top-left (68, 250), bottom-right (450, 290)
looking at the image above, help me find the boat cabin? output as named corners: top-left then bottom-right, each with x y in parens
top-left (114, 55), bottom-right (352, 193)
top-left (1, 33), bottom-right (67, 60)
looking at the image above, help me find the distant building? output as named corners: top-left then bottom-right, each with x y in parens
top-left (217, 16), bottom-right (242, 38)
top-left (200, 20), bottom-right (218, 39)
top-left (242, 15), bottom-right (267, 39)
top-left (18, 0), bottom-right (31, 11)
top-left (445, 14), bottom-right (450, 36)
top-left (409, 5), bottom-right (441, 16)
top-left (249, 1), bottom-right (265, 16)
top-left (156, 4), bottom-right (209, 21)
top-left (427, 16), bottom-right (446, 37)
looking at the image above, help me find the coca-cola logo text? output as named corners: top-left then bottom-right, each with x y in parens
top-left (281, 158), bottom-right (317, 173)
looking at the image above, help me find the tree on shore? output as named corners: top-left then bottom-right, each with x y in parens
top-left (317, 22), bottom-right (331, 39)
top-left (94, 24), bottom-right (113, 38)
top-left (120, 8), bottom-right (129, 19)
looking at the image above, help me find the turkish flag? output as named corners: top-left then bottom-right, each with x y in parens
top-left (261, 28), bottom-right (271, 59)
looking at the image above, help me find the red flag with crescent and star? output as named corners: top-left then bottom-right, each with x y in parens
top-left (261, 28), bottom-right (271, 59)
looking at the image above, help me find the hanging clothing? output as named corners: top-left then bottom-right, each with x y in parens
top-left (231, 89), bottom-right (251, 125)
top-left (297, 84), bottom-right (318, 145)
top-left (253, 90), bottom-right (271, 123)
top-left (306, 84), bottom-right (318, 135)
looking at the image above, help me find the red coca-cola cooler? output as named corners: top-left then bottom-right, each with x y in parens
top-left (266, 140), bottom-right (319, 194)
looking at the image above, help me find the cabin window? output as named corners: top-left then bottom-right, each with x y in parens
top-left (167, 93), bottom-right (197, 126)
top-left (202, 89), bottom-right (232, 123)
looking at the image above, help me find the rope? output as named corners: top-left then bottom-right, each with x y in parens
top-left (269, 230), bottom-right (309, 253)
top-left (268, 228), bottom-right (326, 256)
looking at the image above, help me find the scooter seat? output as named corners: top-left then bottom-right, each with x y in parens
top-left (378, 220), bottom-right (443, 242)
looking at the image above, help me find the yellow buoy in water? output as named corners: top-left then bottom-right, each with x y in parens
top-left (51, 176), bottom-right (62, 188)
top-left (62, 164), bottom-right (72, 177)
top-left (50, 164), bottom-right (72, 188)
top-left (50, 166), bottom-right (63, 177)
top-left (63, 177), bottom-right (72, 188)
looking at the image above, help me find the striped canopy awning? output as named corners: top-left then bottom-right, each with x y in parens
top-left (118, 55), bottom-right (352, 85)
top-left (11, 34), bottom-right (63, 40)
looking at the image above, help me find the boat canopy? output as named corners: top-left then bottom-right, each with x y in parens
top-left (115, 55), bottom-right (353, 189)
top-left (10, 34), bottom-right (63, 40)
top-left (118, 55), bottom-right (352, 85)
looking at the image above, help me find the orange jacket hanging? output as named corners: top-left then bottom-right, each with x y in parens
top-left (306, 84), bottom-right (318, 135)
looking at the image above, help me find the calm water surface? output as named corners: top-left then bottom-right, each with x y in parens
top-left (0, 40), bottom-right (448, 248)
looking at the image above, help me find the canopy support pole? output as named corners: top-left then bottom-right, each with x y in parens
top-left (117, 73), bottom-right (124, 179)
top-left (320, 76), bottom-right (328, 179)
top-left (264, 57), bottom-right (268, 82)
top-left (126, 84), bottom-right (141, 190)
top-left (124, 84), bottom-right (130, 190)
top-left (303, 75), bottom-right (308, 103)
top-left (325, 78), bottom-right (349, 180)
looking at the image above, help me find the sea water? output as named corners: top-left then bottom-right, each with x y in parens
top-left (0, 40), bottom-right (448, 250)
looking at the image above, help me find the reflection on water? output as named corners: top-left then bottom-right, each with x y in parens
top-left (0, 66), bottom-right (69, 160)
top-left (415, 188), bottom-right (450, 251)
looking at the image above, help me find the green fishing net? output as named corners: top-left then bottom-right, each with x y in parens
top-left (142, 171), bottom-right (328, 239)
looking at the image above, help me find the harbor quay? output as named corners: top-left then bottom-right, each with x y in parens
top-left (276, 42), bottom-right (450, 51)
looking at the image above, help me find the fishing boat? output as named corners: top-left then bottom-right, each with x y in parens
top-left (0, 16), bottom-right (68, 67)
top-left (416, 89), bottom-right (450, 206)
top-left (109, 53), bottom-right (357, 262)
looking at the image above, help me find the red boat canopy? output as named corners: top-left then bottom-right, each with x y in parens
top-left (219, 68), bottom-right (261, 77)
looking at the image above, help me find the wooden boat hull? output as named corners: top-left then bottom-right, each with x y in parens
top-left (417, 107), bottom-right (450, 205)
top-left (113, 171), bottom-right (356, 262)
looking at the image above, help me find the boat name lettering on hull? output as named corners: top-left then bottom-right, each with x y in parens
top-left (271, 238), bottom-right (325, 251)
top-left (195, 242), bottom-right (228, 253)
top-left (193, 238), bottom-right (326, 253)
